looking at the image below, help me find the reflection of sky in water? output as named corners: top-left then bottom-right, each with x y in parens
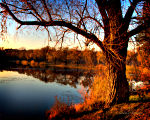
top-left (0, 71), bottom-right (83, 119)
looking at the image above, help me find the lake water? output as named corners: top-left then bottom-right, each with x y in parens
top-left (0, 68), bottom-right (93, 120)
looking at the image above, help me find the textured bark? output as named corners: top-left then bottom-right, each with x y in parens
top-left (103, 33), bottom-right (130, 105)
top-left (90, 57), bottom-right (129, 108)
top-left (91, 59), bottom-right (129, 107)
top-left (91, 30), bottom-right (130, 106)
top-left (105, 62), bottom-right (129, 105)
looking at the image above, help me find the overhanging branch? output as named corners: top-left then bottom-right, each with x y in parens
top-left (95, 0), bottom-right (110, 37)
top-left (127, 23), bottom-right (150, 38)
top-left (124, 0), bottom-right (142, 27)
top-left (0, 2), bottom-right (105, 51)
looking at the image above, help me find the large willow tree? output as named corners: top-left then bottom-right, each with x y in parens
top-left (0, 0), bottom-right (149, 106)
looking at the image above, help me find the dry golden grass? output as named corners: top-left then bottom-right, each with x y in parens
top-left (46, 97), bottom-right (76, 120)
top-left (130, 92), bottom-right (150, 101)
top-left (47, 99), bottom-right (150, 120)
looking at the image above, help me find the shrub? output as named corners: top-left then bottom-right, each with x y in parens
top-left (21, 60), bottom-right (28, 65)
top-left (46, 96), bottom-right (76, 120)
top-left (30, 60), bottom-right (38, 67)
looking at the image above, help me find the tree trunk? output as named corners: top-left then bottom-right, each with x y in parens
top-left (105, 61), bottom-right (129, 105)
top-left (102, 13), bottom-right (130, 105)
top-left (90, 61), bottom-right (129, 107)
top-left (90, 38), bottom-right (129, 107)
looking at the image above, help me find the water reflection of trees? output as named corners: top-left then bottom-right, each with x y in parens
top-left (6, 66), bottom-right (94, 88)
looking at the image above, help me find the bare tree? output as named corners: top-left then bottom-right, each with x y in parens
top-left (0, 0), bottom-right (149, 106)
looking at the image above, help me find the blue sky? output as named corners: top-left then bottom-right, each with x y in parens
top-left (0, 18), bottom-right (99, 50)
top-left (0, 0), bottom-right (142, 50)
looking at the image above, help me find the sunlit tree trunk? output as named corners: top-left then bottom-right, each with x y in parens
top-left (91, 23), bottom-right (130, 106)
top-left (102, 4), bottom-right (130, 105)
top-left (92, 43), bottom-right (129, 106)
top-left (105, 57), bottom-right (129, 105)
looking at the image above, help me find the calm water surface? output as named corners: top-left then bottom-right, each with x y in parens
top-left (0, 69), bottom-right (90, 120)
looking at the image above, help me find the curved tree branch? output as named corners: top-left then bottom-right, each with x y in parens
top-left (95, 0), bottom-right (110, 40)
top-left (127, 23), bottom-right (150, 38)
top-left (79, 16), bottom-right (104, 29)
top-left (0, 2), bottom-right (105, 51)
top-left (123, 0), bottom-right (142, 29)
top-left (41, 0), bottom-right (52, 21)
top-left (24, 1), bottom-right (44, 22)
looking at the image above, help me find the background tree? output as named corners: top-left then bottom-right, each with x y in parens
top-left (67, 47), bottom-right (81, 65)
top-left (82, 48), bottom-right (96, 66)
top-left (134, 1), bottom-right (150, 82)
top-left (0, 0), bottom-right (149, 106)
top-left (136, 1), bottom-right (150, 68)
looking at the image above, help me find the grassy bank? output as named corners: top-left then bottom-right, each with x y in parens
top-left (47, 93), bottom-right (150, 120)
top-left (74, 101), bottom-right (150, 120)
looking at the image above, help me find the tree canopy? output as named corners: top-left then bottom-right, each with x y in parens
top-left (0, 0), bottom-right (149, 50)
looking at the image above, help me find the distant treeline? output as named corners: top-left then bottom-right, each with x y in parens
top-left (0, 46), bottom-right (149, 68)
top-left (0, 47), bottom-right (99, 66)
